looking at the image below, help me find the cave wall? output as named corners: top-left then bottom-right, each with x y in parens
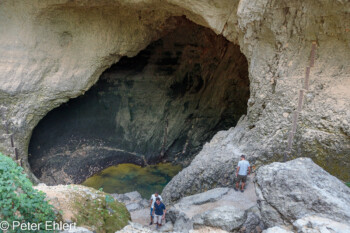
top-left (28, 20), bottom-right (249, 184)
top-left (0, 0), bottom-right (349, 187)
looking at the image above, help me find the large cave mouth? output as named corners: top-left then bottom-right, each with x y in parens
top-left (28, 18), bottom-right (249, 185)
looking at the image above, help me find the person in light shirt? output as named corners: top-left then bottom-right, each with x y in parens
top-left (149, 191), bottom-right (162, 225)
top-left (234, 154), bottom-right (251, 192)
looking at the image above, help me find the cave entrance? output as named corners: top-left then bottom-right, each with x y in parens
top-left (28, 18), bottom-right (250, 185)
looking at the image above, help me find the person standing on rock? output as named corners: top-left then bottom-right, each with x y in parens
top-left (149, 191), bottom-right (162, 225)
top-left (235, 154), bottom-right (251, 192)
top-left (152, 197), bottom-right (166, 230)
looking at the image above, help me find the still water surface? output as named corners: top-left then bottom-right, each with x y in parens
top-left (82, 163), bottom-right (182, 198)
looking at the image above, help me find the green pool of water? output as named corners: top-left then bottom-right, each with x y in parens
top-left (82, 163), bottom-right (182, 198)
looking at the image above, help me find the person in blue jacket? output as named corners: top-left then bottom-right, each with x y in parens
top-left (152, 197), bottom-right (166, 229)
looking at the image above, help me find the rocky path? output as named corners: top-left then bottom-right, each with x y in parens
top-left (174, 175), bottom-right (257, 220)
top-left (53, 158), bottom-right (350, 233)
top-left (116, 175), bottom-right (258, 232)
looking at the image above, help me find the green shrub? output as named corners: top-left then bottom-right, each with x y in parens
top-left (0, 153), bottom-right (57, 232)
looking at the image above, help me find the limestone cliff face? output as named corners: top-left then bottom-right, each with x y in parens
top-left (28, 20), bottom-right (249, 184)
top-left (0, 0), bottom-right (349, 188)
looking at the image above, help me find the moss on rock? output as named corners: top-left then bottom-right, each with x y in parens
top-left (35, 184), bottom-right (130, 233)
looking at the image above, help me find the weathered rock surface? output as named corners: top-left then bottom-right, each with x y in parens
top-left (115, 221), bottom-right (175, 233)
top-left (117, 185), bottom-right (260, 232)
top-left (262, 215), bottom-right (350, 233)
top-left (35, 184), bottom-right (130, 233)
top-left (111, 191), bottom-right (149, 212)
top-left (173, 188), bottom-right (230, 206)
top-left (189, 227), bottom-right (228, 233)
top-left (167, 184), bottom-right (258, 232)
top-left (293, 215), bottom-right (350, 233)
top-left (116, 222), bottom-right (153, 233)
top-left (0, 0), bottom-right (349, 192)
top-left (241, 206), bottom-right (265, 233)
top-left (192, 206), bottom-right (246, 232)
top-left (161, 0), bottom-right (350, 202)
top-left (255, 158), bottom-right (350, 228)
top-left (262, 226), bottom-right (293, 233)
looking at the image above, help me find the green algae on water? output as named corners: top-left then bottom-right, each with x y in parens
top-left (82, 163), bottom-right (182, 198)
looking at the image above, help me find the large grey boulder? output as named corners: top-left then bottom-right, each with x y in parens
top-left (192, 206), bottom-right (247, 232)
top-left (255, 158), bottom-right (350, 227)
top-left (241, 205), bottom-right (265, 233)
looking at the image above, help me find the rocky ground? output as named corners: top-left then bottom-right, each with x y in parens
top-left (113, 177), bottom-right (258, 232)
top-left (29, 158), bottom-right (350, 233)
top-left (115, 158), bottom-right (350, 233)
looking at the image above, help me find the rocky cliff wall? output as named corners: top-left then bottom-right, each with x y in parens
top-left (0, 0), bottom-right (349, 186)
top-left (28, 20), bottom-right (249, 184)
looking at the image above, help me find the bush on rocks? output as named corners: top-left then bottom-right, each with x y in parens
top-left (0, 152), bottom-right (57, 232)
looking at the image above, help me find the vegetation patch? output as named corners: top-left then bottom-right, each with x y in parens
top-left (72, 190), bottom-right (130, 233)
top-left (0, 152), bottom-right (58, 232)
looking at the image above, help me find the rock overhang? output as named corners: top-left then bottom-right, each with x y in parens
top-left (0, 0), bottom-right (349, 186)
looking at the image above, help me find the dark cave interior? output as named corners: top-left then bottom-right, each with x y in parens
top-left (28, 18), bottom-right (250, 185)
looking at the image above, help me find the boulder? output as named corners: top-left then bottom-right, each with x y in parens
top-left (255, 158), bottom-right (350, 227)
top-left (240, 205), bottom-right (265, 233)
top-left (192, 206), bottom-right (247, 232)
top-left (172, 211), bottom-right (193, 233)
